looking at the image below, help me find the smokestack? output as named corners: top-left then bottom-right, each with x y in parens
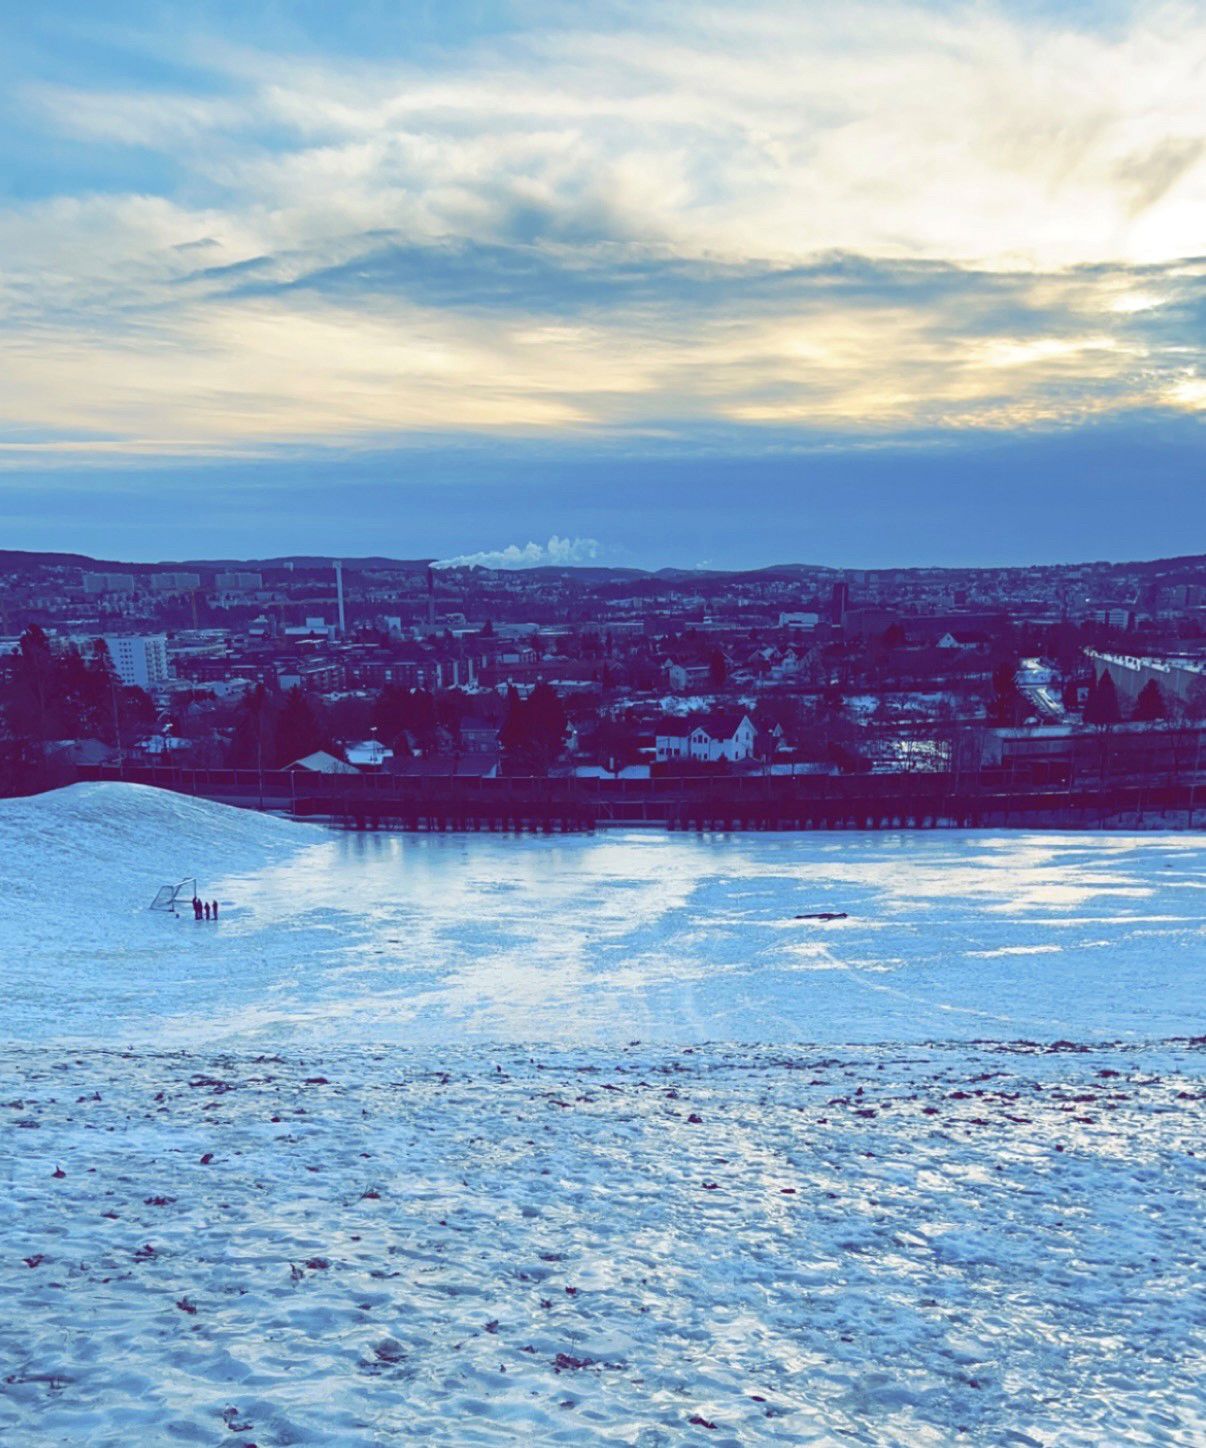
top-left (427, 565), bottom-right (436, 628)
top-left (335, 559), bottom-right (346, 635)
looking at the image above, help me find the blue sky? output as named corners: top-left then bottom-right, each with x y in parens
top-left (0, 1), bottom-right (1202, 567)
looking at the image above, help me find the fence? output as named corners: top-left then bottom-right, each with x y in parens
top-left (74, 762), bottom-right (1201, 831)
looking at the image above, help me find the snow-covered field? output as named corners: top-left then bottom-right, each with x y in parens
top-left (1, 784), bottom-right (1202, 1050)
top-left (1, 785), bottom-right (1203, 1445)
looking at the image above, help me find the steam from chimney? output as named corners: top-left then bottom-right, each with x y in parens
top-left (431, 535), bottom-right (600, 570)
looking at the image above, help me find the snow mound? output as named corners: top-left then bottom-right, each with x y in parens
top-left (0, 782), bottom-right (322, 930)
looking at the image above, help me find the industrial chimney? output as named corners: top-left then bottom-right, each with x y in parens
top-left (335, 560), bottom-right (346, 635)
top-left (427, 565), bottom-right (436, 629)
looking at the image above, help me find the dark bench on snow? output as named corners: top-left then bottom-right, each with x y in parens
top-left (794, 912), bottom-right (848, 921)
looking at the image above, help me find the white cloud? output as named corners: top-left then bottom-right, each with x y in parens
top-left (0, 1), bottom-right (1202, 455)
top-left (22, 2), bottom-right (1206, 270)
top-left (434, 535), bottom-right (601, 570)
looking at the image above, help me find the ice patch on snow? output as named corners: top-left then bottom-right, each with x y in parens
top-left (967, 945), bottom-right (1063, 958)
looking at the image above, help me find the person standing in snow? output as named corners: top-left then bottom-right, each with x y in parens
top-left (203, 901), bottom-right (211, 921)
top-left (192, 897), bottom-right (202, 921)
top-left (211, 900), bottom-right (219, 921)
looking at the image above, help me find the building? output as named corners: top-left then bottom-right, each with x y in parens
top-left (936, 631), bottom-right (989, 650)
top-left (982, 721), bottom-right (1206, 780)
top-left (655, 711), bottom-right (757, 764)
top-left (663, 660), bottom-right (712, 693)
top-left (1086, 649), bottom-right (1206, 711)
top-left (345, 736), bottom-right (394, 769)
top-left (1091, 608), bottom-right (1132, 631)
top-left (283, 618), bottom-right (336, 641)
top-left (287, 750), bottom-right (359, 775)
top-left (459, 717), bottom-right (502, 753)
top-left (135, 733), bottom-right (191, 758)
top-left (101, 634), bottom-right (171, 691)
top-left (82, 570), bottom-right (134, 596)
top-left (150, 572), bottom-right (201, 592)
top-left (276, 658), bottom-right (345, 693)
top-left (215, 571), bottom-right (263, 591)
top-left (779, 611), bottom-right (819, 630)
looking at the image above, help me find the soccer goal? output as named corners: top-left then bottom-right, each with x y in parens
top-left (149, 878), bottom-right (198, 912)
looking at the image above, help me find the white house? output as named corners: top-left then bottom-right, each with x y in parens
top-left (135, 733), bottom-right (190, 757)
top-left (288, 750), bottom-right (359, 775)
top-left (344, 736), bottom-right (394, 769)
top-left (769, 645), bottom-right (818, 682)
top-left (656, 711), bottom-right (757, 764)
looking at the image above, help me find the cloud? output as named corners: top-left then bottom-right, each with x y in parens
top-left (433, 535), bottom-right (601, 570)
top-left (0, 1), bottom-right (1203, 458)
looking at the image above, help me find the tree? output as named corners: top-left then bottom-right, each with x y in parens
top-left (274, 687), bottom-right (327, 766)
top-left (1083, 670), bottom-right (1121, 726)
top-left (498, 686), bottom-right (524, 752)
top-left (372, 685), bottom-right (437, 753)
top-left (708, 649), bottom-right (727, 689)
top-left (1132, 679), bottom-right (1165, 722)
top-left (7, 626), bottom-right (56, 744)
top-left (988, 659), bottom-right (1025, 725)
top-left (228, 684), bottom-right (279, 770)
top-left (500, 682), bottom-right (567, 773)
top-left (1082, 668), bottom-right (1121, 789)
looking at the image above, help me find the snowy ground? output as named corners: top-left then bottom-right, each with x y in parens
top-left (1, 784), bottom-right (1202, 1051)
top-left (1, 785), bottom-right (1203, 1445)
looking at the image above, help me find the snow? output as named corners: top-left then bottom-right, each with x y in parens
top-left (1, 784), bottom-right (1203, 1444)
top-left (2, 1042), bottom-right (1202, 1445)
top-left (2, 784), bottom-right (1200, 1050)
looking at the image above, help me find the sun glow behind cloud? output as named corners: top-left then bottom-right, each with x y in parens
top-left (0, 0), bottom-right (1203, 461)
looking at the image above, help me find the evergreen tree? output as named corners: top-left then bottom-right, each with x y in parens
top-left (498, 686), bottom-right (525, 754)
top-left (1132, 679), bottom-right (1165, 722)
top-left (526, 682), bottom-right (567, 762)
top-left (989, 659), bottom-right (1024, 725)
top-left (499, 682), bottom-right (566, 773)
top-left (274, 687), bottom-right (327, 766)
top-left (372, 685), bottom-right (410, 743)
top-left (1084, 670), bottom-right (1121, 725)
top-left (228, 684), bottom-right (279, 769)
top-left (9, 626), bottom-right (57, 743)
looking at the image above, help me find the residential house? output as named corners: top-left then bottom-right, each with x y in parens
top-left (655, 711), bottom-right (757, 764)
top-left (345, 736), bottom-right (394, 769)
top-left (288, 750), bottom-right (359, 775)
top-left (459, 716), bottom-right (502, 753)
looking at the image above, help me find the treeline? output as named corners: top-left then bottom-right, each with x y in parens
top-left (0, 627), bottom-right (155, 796)
top-left (222, 683), bottom-right (479, 769)
top-left (220, 679), bottom-right (566, 774)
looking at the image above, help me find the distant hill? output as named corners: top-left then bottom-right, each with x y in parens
top-left (1, 548), bottom-right (1203, 580)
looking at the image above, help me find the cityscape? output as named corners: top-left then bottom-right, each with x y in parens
top-left (3, 547), bottom-right (1203, 823)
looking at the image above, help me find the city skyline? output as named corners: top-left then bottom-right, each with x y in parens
top-left (1, 1), bottom-right (1203, 564)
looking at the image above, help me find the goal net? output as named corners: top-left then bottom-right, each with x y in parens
top-left (149, 878), bottom-right (198, 912)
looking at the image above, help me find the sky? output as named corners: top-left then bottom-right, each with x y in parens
top-left (0, 0), bottom-right (1202, 568)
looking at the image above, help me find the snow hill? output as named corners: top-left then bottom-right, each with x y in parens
top-left (0, 782), bottom-right (322, 950)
